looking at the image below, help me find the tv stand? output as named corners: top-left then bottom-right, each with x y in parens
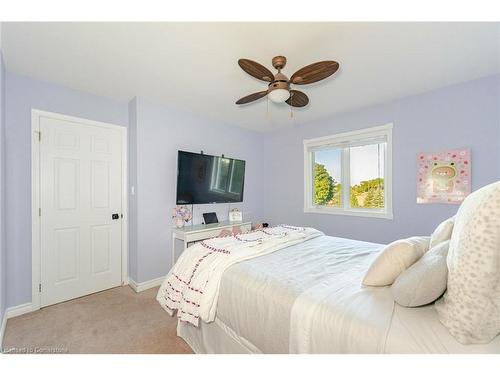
top-left (171, 220), bottom-right (252, 265)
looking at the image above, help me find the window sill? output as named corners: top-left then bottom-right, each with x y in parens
top-left (304, 206), bottom-right (393, 220)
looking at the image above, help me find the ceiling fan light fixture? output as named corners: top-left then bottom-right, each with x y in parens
top-left (268, 88), bottom-right (290, 103)
top-left (236, 56), bottom-right (339, 108)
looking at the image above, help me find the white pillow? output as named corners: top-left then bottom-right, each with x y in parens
top-left (435, 181), bottom-right (500, 344)
top-left (429, 216), bottom-right (455, 248)
top-left (391, 240), bottom-right (449, 307)
top-left (363, 236), bottom-right (430, 286)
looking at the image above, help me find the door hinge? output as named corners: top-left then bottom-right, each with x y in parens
top-left (35, 131), bottom-right (41, 141)
top-left (39, 283), bottom-right (42, 293)
top-left (39, 207), bottom-right (41, 216)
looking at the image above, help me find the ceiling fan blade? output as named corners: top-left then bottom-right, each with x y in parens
top-left (235, 91), bottom-right (268, 105)
top-left (286, 90), bottom-right (309, 107)
top-left (290, 61), bottom-right (339, 85)
top-left (238, 59), bottom-right (274, 82)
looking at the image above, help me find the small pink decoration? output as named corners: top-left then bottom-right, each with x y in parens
top-left (416, 148), bottom-right (471, 204)
top-left (172, 205), bottom-right (192, 228)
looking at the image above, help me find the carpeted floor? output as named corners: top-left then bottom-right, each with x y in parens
top-left (2, 286), bottom-right (193, 354)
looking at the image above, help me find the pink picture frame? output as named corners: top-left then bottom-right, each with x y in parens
top-left (416, 148), bottom-right (471, 204)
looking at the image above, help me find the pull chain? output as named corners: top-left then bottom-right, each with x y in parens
top-left (267, 95), bottom-right (270, 118)
top-left (290, 93), bottom-right (294, 118)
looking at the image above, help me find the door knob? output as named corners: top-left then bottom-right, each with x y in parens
top-left (112, 213), bottom-right (120, 220)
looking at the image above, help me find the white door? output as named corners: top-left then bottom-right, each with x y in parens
top-left (40, 115), bottom-right (123, 307)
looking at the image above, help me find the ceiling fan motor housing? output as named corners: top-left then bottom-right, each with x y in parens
top-left (272, 55), bottom-right (287, 70)
top-left (268, 72), bottom-right (290, 93)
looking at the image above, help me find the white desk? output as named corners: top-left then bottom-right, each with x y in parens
top-left (171, 221), bottom-right (252, 264)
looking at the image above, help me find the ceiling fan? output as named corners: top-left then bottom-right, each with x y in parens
top-left (236, 56), bottom-right (339, 107)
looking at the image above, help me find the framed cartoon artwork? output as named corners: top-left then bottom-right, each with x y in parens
top-left (416, 148), bottom-right (471, 204)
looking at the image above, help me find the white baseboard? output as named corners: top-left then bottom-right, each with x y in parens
top-left (0, 311), bottom-right (7, 351)
top-left (6, 302), bottom-right (35, 319)
top-left (1, 303), bottom-right (36, 350)
top-left (128, 276), bottom-right (165, 293)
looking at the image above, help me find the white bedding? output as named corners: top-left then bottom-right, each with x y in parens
top-left (157, 225), bottom-right (322, 325)
top-left (288, 250), bottom-right (395, 353)
top-left (182, 235), bottom-right (500, 354)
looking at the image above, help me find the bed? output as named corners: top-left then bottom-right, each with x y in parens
top-left (171, 235), bottom-right (500, 354)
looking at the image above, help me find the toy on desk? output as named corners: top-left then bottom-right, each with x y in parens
top-left (228, 208), bottom-right (242, 222)
top-left (219, 226), bottom-right (242, 237)
top-left (253, 223), bottom-right (269, 230)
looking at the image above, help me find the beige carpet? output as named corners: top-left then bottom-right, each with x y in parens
top-left (2, 286), bottom-right (193, 354)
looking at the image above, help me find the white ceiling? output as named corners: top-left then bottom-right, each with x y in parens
top-left (2, 22), bottom-right (499, 131)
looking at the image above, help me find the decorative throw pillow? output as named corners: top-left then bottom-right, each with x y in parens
top-left (429, 216), bottom-right (455, 248)
top-left (362, 236), bottom-right (430, 286)
top-left (391, 240), bottom-right (449, 307)
top-left (435, 181), bottom-right (500, 344)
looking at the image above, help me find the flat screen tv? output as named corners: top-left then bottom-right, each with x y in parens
top-left (176, 151), bottom-right (246, 204)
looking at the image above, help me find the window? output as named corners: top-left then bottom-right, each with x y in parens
top-left (210, 157), bottom-right (245, 196)
top-left (210, 157), bottom-right (231, 193)
top-left (228, 160), bottom-right (245, 194)
top-left (304, 124), bottom-right (393, 219)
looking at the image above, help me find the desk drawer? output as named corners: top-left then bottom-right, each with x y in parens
top-left (187, 223), bottom-right (252, 243)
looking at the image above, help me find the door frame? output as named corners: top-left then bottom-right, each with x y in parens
top-left (31, 109), bottom-right (129, 310)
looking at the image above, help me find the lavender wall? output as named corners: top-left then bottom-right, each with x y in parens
top-left (130, 97), bottom-right (265, 283)
top-left (263, 75), bottom-right (500, 244)
top-left (3, 73), bottom-right (266, 307)
top-left (4, 72), bottom-right (129, 307)
top-left (128, 98), bottom-right (139, 283)
top-left (0, 49), bottom-right (7, 329)
top-left (2, 70), bottom-right (498, 309)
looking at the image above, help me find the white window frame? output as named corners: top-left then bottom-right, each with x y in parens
top-left (303, 123), bottom-right (393, 219)
top-left (210, 158), bottom-right (241, 196)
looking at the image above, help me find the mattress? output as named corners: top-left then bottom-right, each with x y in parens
top-left (178, 235), bottom-right (500, 353)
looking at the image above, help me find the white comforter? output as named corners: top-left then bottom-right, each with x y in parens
top-left (207, 235), bottom-right (500, 353)
top-left (213, 234), bottom-right (396, 353)
top-left (157, 225), bottom-right (322, 325)
top-left (288, 246), bottom-right (395, 353)
top-left (176, 234), bottom-right (500, 353)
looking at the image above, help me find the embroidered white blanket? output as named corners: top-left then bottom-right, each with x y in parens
top-left (157, 225), bottom-right (323, 326)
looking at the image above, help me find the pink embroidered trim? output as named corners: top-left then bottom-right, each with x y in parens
top-left (167, 280), bottom-right (182, 294)
top-left (179, 309), bottom-right (199, 318)
top-left (173, 272), bottom-right (190, 285)
top-left (165, 295), bottom-right (180, 304)
top-left (261, 228), bottom-right (276, 235)
top-left (178, 316), bottom-right (198, 324)
top-left (200, 241), bottom-right (232, 254)
top-left (279, 224), bottom-right (304, 231)
top-left (164, 300), bottom-right (199, 320)
top-left (182, 296), bottom-right (200, 308)
top-left (172, 273), bottom-right (203, 293)
top-left (186, 251), bottom-right (212, 284)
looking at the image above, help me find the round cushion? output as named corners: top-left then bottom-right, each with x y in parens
top-left (391, 240), bottom-right (449, 307)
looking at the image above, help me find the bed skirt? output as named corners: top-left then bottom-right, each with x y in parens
top-left (178, 312), bottom-right (500, 354)
top-left (177, 318), bottom-right (261, 354)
